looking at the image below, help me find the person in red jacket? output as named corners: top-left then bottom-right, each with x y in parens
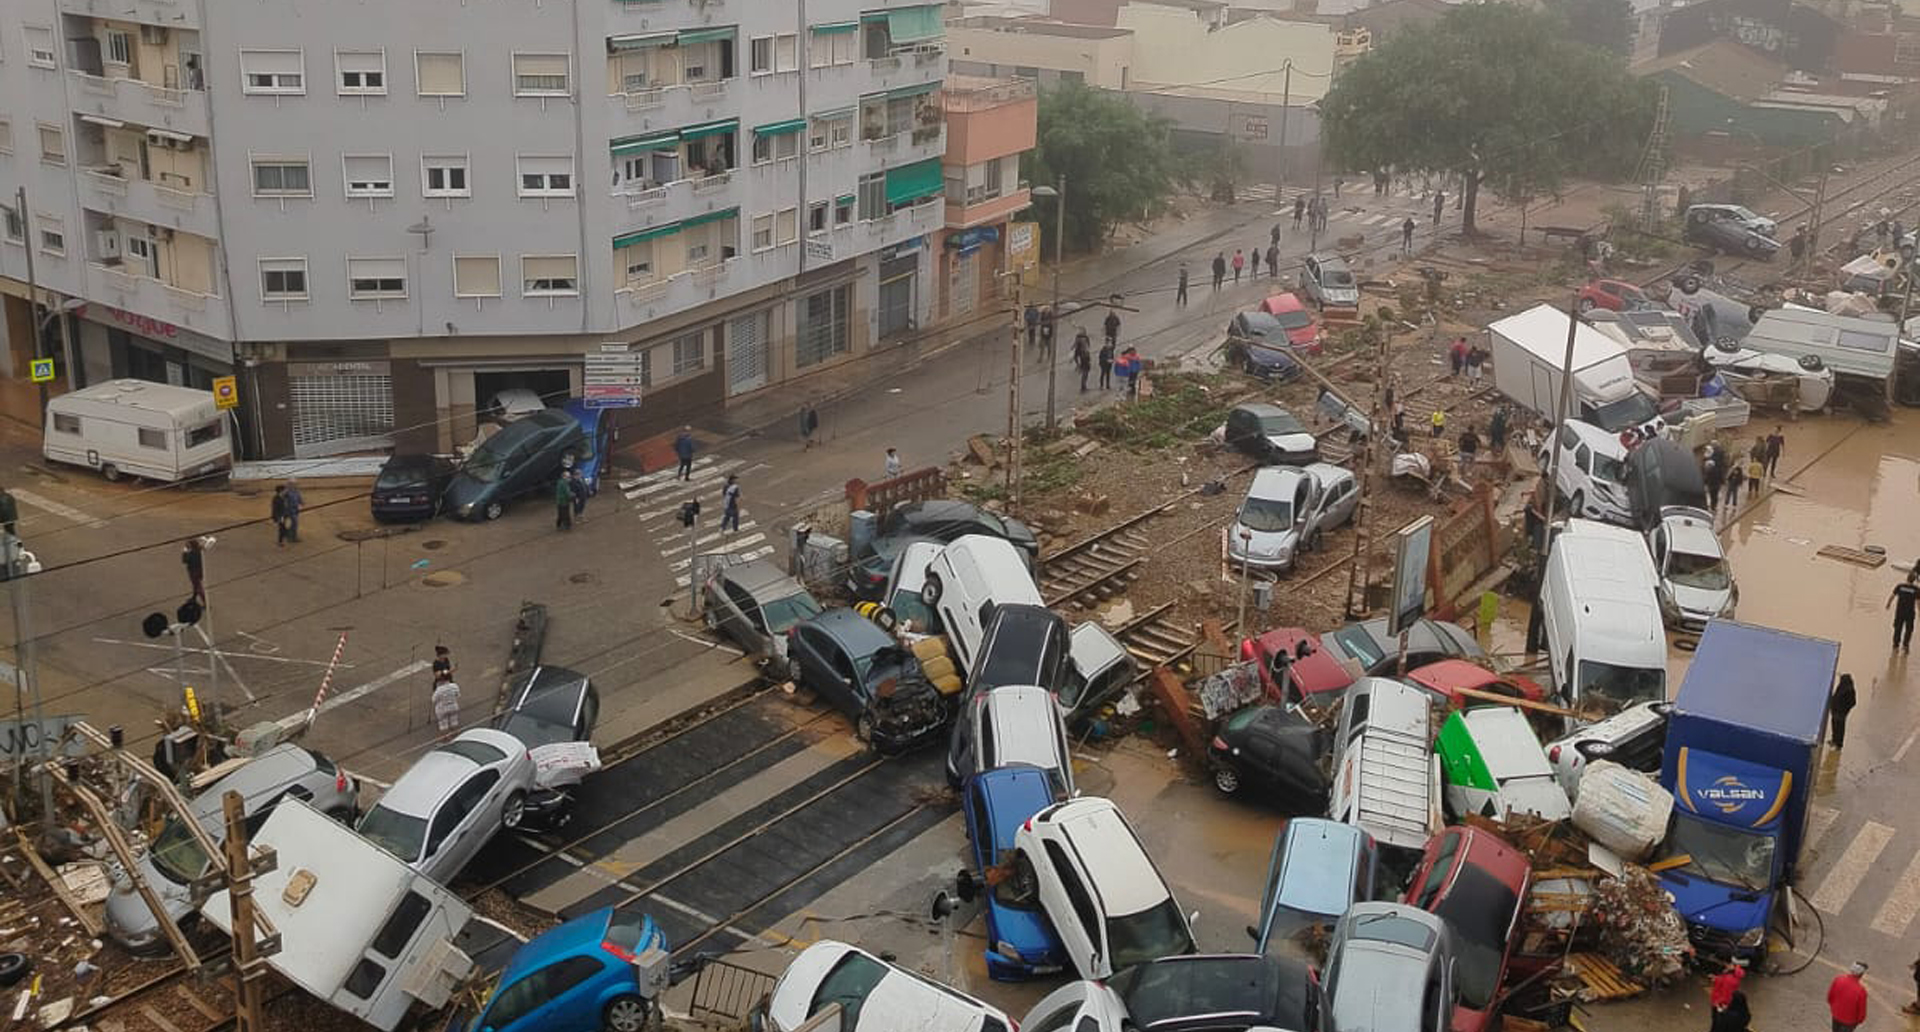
top-left (1829, 962), bottom-right (1869, 1032)
top-left (1710, 957), bottom-right (1747, 1011)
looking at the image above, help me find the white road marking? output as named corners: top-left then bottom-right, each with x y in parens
top-left (618, 455), bottom-right (714, 491)
top-left (652, 894), bottom-right (780, 949)
top-left (623, 459), bottom-right (742, 501)
top-left (669, 533), bottom-right (766, 571)
top-left (1805, 805), bottom-right (1840, 850)
top-left (11, 488), bottom-right (107, 528)
top-left (91, 636), bottom-right (357, 668)
top-left (669, 628), bottom-right (745, 656)
top-left (1893, 728), bottom-right (1920, 764)
top-left (1869, 849), bottom-right (1920, 936)
top-left (273, 659), bottom-right (431, 731)
top-left (660, 521), bottom-right (760, 557)
top-left (1810, 820), bottom-right (1894, 914)
top-left (193, 624), bottom-right (257, 702)
top-left (675, 546), bottom-right (775, 586)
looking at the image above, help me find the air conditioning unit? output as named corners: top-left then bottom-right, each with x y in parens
top-left (94, 230), bottom-right (122, 259)
top-left (139, 25), bottom-right (169, 45)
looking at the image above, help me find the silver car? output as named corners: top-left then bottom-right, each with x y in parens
top-left (1325, 902), bottom-right (1458, 1032)
top-left (355, 728), bottom-right (535, 884)
top-left (1228, 463), bottom-right (1358, 573)
top-left (701, 559), bottom-right (823, 667)
top-left (105, 744), bottom-right (359, 953)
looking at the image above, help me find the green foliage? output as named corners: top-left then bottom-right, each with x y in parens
top-left (1544, 0), bottom-right (1635, 56)
top-left (1030, 83), bottom-right (1185, 253)
top-left (1079, 374), bottom-right (1235, 449)
top-left (1320, 3), bottom-right (1657, 234)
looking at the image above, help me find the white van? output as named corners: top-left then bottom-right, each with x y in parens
top-left (1437, 708), bottom-right (1572, 822)
top-left (922, 534), bottom-right (1043, 676)
top-left (1328, 677), bottom-right (1441, 859)
top-left (1540, 518), bottom-right (1668, 715)
top-left (1538, 420), bottom-right (1632, 525)
top-left (43, 379), bottom-right (230, 482)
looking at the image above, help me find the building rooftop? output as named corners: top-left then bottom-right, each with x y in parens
top-left (1633, 39), bottom-right (1791, 102)
top-left (950, 14), bottom-right (1136, 37)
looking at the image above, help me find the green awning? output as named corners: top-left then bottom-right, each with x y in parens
top-left (884, 158), bottom-right (942, 206)
top-left (836, 193), bottom-right (856, 205)
top-left (753, 118), bottom-right (807, 136)
top-left (886, 80), bottom-right (940, 100)
top-left (678, 26), bottom-right (736, 45)
top-left (608, 32), bottom-right (676, 51)
top-left (611, 133), bottom-right (679, 156)
top-left (813, 21), bottom-right (858, 34)
top-left (679, 118), bottom-right (738, 140)
top-left (681, 206), bottom-right (739, 230)
top-left (860, 11), bottom-right (890, 22)
top-left (813, 106), bottom-right (855, 120)
top-left (612, 223), bottom-right (682, 249)
top-left (887, 5), bottom-right (944, 44)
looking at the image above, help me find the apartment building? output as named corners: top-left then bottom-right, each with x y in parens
top-left (0, 0), bottom-right (950, 457)
top-left (935, 75), bottom-right (1036, 324)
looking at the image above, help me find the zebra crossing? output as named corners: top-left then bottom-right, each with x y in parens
top-left (618, 454), bottom-right (776, 588)
top-left (1799, 801), bottom-right (1920, 941)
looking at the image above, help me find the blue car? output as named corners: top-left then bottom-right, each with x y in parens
top-left (559, 399), bottom-right (616, 497)
top-left (960, 766), bottom-right (1067, 980)
top-left (469, 906), bottom-right (666, 1032)
top-left (1252, 818), bottom-right (1378, 959)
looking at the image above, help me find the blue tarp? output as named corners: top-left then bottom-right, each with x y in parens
top-left (1674, 621), bottom-right (1838, 745)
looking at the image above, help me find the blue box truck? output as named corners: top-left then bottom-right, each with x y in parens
top-left (1657, 620), bottom-right (1839, 959)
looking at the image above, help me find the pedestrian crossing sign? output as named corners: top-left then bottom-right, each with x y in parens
top-left (212, 376), bottom-right (239, 410)
top-left (29, 358), bottom-right (54, 383)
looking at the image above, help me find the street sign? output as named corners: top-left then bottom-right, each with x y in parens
top-left (212, 375), bottom-right (239, 410)
top-left (29, 358), bottom-right (55, 383)
top-left (1387, 516), bottom-right (1436, 638)
top-left (584, 342), bottom-right (645, 410)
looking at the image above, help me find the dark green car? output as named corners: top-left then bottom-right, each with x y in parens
top-left (444, 410), bottom-right (586, 520)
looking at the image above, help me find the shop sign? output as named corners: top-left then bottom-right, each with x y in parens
top-left (945, 226), bottom-right (1002, 253)
top-left (79, 303), bottom-right (235, 367)
top-left (287, 360), bottom-right (392, 377)
top-left (1008, 221), bottom-right (1039, 286)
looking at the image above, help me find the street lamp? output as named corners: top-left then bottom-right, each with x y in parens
top-left (1031, 176), bottom-right (1066, 431)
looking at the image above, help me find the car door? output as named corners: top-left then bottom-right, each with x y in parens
top-left (538, 955), bottom-right (609, 1032)
top-left (1022, 981), bottom-right (1131, 1032)
top-left (1036, 840), bottom-right (1106, 978)
top-left (790, 626), bottom-right (836, 697)
top-left (722, 581), bottom-right (765, 654)
top-left (425, 769), bottom-right (501, 880)
top-left (1301, 257), bottom-right (1319, 297)
top-left (1226, 409), bottom-right (1253, 451)
top-left (1299, 476), bottom-right (1321, 540)
top-left (962, 779), bottom-right (990, 870)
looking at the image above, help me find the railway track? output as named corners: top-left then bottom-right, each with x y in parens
top-left (1111, 600), bottom-right (1235, 683)
top-left (1041, 503), bottom-right (1172, 607)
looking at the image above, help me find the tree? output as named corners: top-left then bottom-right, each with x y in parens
top-left (1319, 3), bottom-right (1656, 235)
top-left (1028, 82), bottom-right (1183, 254)
top-left (1546, 0), bottom-right (1635, 57)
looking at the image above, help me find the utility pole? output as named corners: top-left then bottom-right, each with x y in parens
top-left (1344, 321), bottom-right (1394, 618)
top-left (1803, 165), bottom-right (1829, 277)
top-left (16, 187), bottom-right (49, 416)
top-left (1006, 282), bottom-right (1024, 506)
top-left (1045, 174), bottom-right (1065, 432)
top-left (4, 530), bottom-right (54, 820)
top-left (223, 790), bottom-right (270, 1032)
top-left (1276, 61), bottom-right (1293, 196)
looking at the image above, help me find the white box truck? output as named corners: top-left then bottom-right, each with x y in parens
top-left (1489, 304), bottom-right (1665, 435)
top-left (43, 379), bottom-right (231, 482)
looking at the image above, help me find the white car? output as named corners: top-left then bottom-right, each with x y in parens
top-left (1647, 510), bottom-right (1736, 630)
top-left (921, 535), bottom-right (1044, 677)
top-left (1012, 796), bottom-right (1196, 979)
top-left (1227, 462), bottom-right (1358, 573)
top-left (755, 940), bottom-right (1013, 1032)
top-left (1545, 699), bottom-right (1670, 797)
top-left (946, 684), bottom-right (1075, 797)
top-left (1703, 344), bottom-right (1834, 412)
top-left (1538, 420), bottom-right (1632, 525)
top-left (884, 539), bottom-right (945, 635)
top-left (354, 728), bottom-right (535, 883)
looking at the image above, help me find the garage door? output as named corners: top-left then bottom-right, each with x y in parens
top-left (289, 369), bottom-right (394, 457)
top-left (727, 309), bottom-right (771, 397)
top-left (878, 252), bottom-right (917, 340)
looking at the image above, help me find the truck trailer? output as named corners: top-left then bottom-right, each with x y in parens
top-left (1488, 304), bottom-right (1664, 435)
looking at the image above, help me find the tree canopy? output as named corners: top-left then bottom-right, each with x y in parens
top-left (1319, 3), bottom-right (1657, 234)
top-left (1545, 0), bottom-right (1636, 57)
top-left (1029, 82), bottom-right (1184, 254)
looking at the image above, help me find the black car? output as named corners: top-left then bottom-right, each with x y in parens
top-left (443, 410), bottom-right (586, 521)
top-left (1225, 313), bottom-right (1305, 383)
top-left (964, 602), bottom-right (1072, 699)
top-left (1622, 437), bottom-right (1709, 531)
top-left (1207, 705), bottom-right (1330, 811)
top-left (788, 609), bottom-right (947, 753)
top-left (371, 453), bottom-right (456, 521)
top-left (880, 499), bottom-right (1039, 564)
top-left (1110, 954), bottom-right (1329, 1032)
top-left (845, 532), bottom-right (939, 601)
top-left (1225, 403), bottom-right (1320, 465)
top-left (1682, 204), bottom-right (1780, 258)
top-left (491, 664), bottom-right (600, 826)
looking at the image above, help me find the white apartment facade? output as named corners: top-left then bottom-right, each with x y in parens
top-left (0, 0), bottom-right (949, 456)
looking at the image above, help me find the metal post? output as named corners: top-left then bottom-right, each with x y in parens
top-left (1804, 165), bottom-right (1828, 277)
top-left (1045, 174), bottom-right (1064, 432)
top-left (57, 310), bottom-right (78, 392)
top-left (222, 791), bottom-right (266, 1032)
top-left (1007, 283), bottom-right (1023, 505)
top-left (1344, 323), bottom-right (1393, 617)
top-left (1276, 61), bottom-right (1292, 194)
top-left (4, 531), bottom-right (54, 820)
top-left (1539, 297), bottom-right (1582, 536)
top-left (1236, 530), bottom-right (1254, 632)
top-left (17, 187), bottom-right (48, 416)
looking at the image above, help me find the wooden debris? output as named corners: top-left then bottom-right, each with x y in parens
top-left (1563, 953), bottom-right (1645, 1000)
top-left (14, 829), bottom-right (103, 937)
top-left (1817, 544), bottom-right (1886, 568)
top-left (967, 435), bottom-right (999, 467)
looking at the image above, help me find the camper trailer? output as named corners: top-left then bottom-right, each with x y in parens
top-left (43, 380), bottom-right (230, 482)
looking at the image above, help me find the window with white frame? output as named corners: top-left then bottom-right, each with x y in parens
top-left (671, 332), bottom-right (705, 376)
top-left (346, 256), bottom-right (406, 299)
top-left (259, 257), bottom-right (309, 301)
top-left (808, 201), bottom-right (828, 235)
top-left (25, 27), bottom-right (56, 68)
top-left (240, 50), bottom-right (306, 94)
top-left (521, 254), bottom-right (578, 296)
top-left (810, 27), bottom-right (857, 68)
top-left (751, 131), bottom-right (797, 164)
top-left (796, 283), bottom-right (851, 367)
top-left (512, 53), bottom-right (570, 96)
top-left (834, 195), bottom-right (854, 226)
top-left (37, 124), bottom-right (64, 166)
top-left (251, 157), bottom-right (312, 196)
top-left (857, 171), bottom-right (885, 220)
top-left (422, 155), bottom-right (470, 197)
top-left (516, 155), bottom-right (574, 197)
top-left (808, 113), bottom-right (853, 152)
top-left (617, 240), bottom-right (655, 287)
top-left (342, 154), bottom-right (394, 198)
top-left (1, 205), bottom-right (22, 243)
top-left (336, 50), bottom-right (387, 94)
top-left (105, 30), bottom-right (133, 67)
top-left (751, 213), bottom-right (774, 252)
top-left (415, 51), bottom-right (465, 96)
top-left (453, 254), bottom-right (502, 297)
top-left (750, 36), bottom-right (795, 74)
top-left (38, 215), bottom-right (65, 256)
top-left (776, 208), bottom-right (797, 246)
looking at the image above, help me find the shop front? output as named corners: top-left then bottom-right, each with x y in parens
top-left (877, 242), bottom-right (923, 340)
top-left (938, 224), bottom-right (1005, 323)
top-left (74, 302), bottom-right (232, 391)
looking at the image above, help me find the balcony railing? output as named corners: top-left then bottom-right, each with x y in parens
top-left (868, 56), bottom-right (903, 73)
top-left (692, 171), bottom-right (733, 194)
top-left (620, 184), bottom-right (670, 209)
top-left (154, 183), bottom-right (202, 212)
top-left (624, 88), bottom-right (667, 111)
top-left (83, 168), bottom-right (129, 196)
top-left (690, 80), bottom-right (729, 102)
top-left (867, 133), bottom-right (901, 154)
top-left (911, 125), bottom-right (942, 146)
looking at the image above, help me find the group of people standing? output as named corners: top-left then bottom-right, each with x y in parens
top-left (1447, 337), bottom-right (1489, 383)
top-left (1699, 429), bottom-right (1785, 514)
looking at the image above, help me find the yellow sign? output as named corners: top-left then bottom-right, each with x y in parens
top-left (1007, 221), bottom-right (1040, 288)
top-left (29, 358), bottom-right (54, 383)
top-left (211, 375), bottom-right (239, 410)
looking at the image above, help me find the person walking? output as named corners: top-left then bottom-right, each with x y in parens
top-left (1709, 991), bottom-right (1751, 1032)
top-left (1829, 673), bottom-right (1857, 748)
top-left (1449, 337), bottom-right (1468, 377)
top-left (1271, 223), bottom-right (1282, 249)
top-left (1829, 963), bottom-right (1869, 1032)
top-left (282, 479), bottom-right (304, 542)
top-left (554, 474), bottom-right (574, 531)
top-left (1266, 244), bottom-right (1278, 278)
top-left (1430, 409), bottom-right (1447, 438)
top-left (1489, 405), bottom-right (1510, 452)
top-left (1745, 450), bottom-right (1765, 496)
top-left (1249, 245), bottom-right (1262, 278)
top-left (1098, 339), bottom-right (1115, 390)
top-left (1401, 217), bottom-right (1417, 255)
top-left (1073, 329), bottom-right (1093, 392)
top-left (432, 644), bottom-right (454, 682)
top-left (1311, 195), bottom-right (1328, 233)
top-left (799, 403), bottom-right (819, 450)
top-left (1232, 249), bottom-right (1245, 283)
top-left (182, 538), bottom-right (206, 603)
top-left (1333, 175), bottom-right (1344, 199)
top-left (569, 468), bottom-right (589, 520)
top-left (721, 473), bottom-right (742, 533)
top-left (1293, 197), bottom-right (1306, 229)
top-left (1432, 190), bottom-right (1445, 227)
top-left (1765, 425), bottom-right (1785, 478)
top-left (432, 672), bottom-right (462, 742)
top-left (1458, 425), bottom-right (1480, 475)
top-left (1024, 302), bottom-right (1039, 350)
top-left (1465, 345), bottom-right (1485, 384)
top-left (1176, 263), bottom-right (1190, 307)
top-left (1212, 252), bottom-right (1227, 291)
top-left (1104, 310), bottom-right (1122, 349)
top-left (1123, 347), bottom-right (1143, 399)
top-left (1702, 453), bottom-right (1724, 510)
top-left (1038, 305), bottom-right (1056, 357)
top-left (1748, 438), bottom-right (1768, 482)
top-left (1889, 569), bottom-right (1919, 651)
top-left (674, 425), bottom-right (697, 480)
top-left (271, 486), bottom-right (292, 547)
top-left (1724, 458), bottom-right (1746, 510)
top-left (884, 447), bottom-right (903, 480)
top-left (1710, 958), bottom-right (1748, 1012)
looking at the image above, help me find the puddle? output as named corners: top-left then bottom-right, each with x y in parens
top-left (422, 571), bottom-right (465, 587)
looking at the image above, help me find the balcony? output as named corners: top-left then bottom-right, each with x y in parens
top-left (58, 0), bottom-right (198, 28)
top-left (614, 258), bottom-right (739, 324)
top-left (607, 81), bottom-right (740, 138)
top-left (614, 172), bottom-right (741, 223)
top-left (864, 199), bottom-right (942, 250)
top-left (84, 262), bottom-right (231, 340)
top-left (945, 186), bottom-right (1032, 230)
top-left (866, 49), bottom-right (947, 93)
top-left (68, 71), bottom-right (210, 140)
top-left (76, 167), bottom-right (218, 238)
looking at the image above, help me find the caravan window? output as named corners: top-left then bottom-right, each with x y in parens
top-left (186, 420), bottom-right (223, 447)
top-left (138, 428), bottom-right (167, 450)
top-left (343, 958), bottom-right (385, 1000)
top-left (53, 413), bottom-right (79, 434)
top-left (371, 891), bottom-right (431, 959)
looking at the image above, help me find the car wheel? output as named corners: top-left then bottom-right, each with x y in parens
top-left (703, 607), bottom-right (718, 631)
top-left (1570, 490), bottom-right (1586, 517)
top-left (483, 500), bottom-right (504, 521)
top-left (101, 464), bottom-right (121, 482)
top-left (786, 657), bottom-right (803, 685)
top-left (1744, 235), bottom-right (1768, 256)
top-left (0, 953), bottom-right (30, 989)
top-left (1576, 297), bottom-right (1596, 313)
top-left (602, 994), bottom-right (651, 1032)
top-left (856, 713), bottom-right (876, 745)
top-left (1676, 274), bottom-right (1703, 295)
top-left (920, 572), bottom-right (943, 606)
top-left (1306, 529), bottom-right (1323, 554)
top-left (1214, 766), bottom-right (1242, 795)
top-left (501, 790), bottom-right (526, 830)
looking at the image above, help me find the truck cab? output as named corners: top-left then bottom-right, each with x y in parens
top-left (1656, 749), bottom-right (1787, 957)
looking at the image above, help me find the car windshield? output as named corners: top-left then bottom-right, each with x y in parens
top-left (1108, 898), bottom-right (1195, 971)
top-left (760, 592), bottom-right (823, 635)
top-left (1660, 811), bottom-right (1775, 892)
top-left (1668, 549), bottom-right (1732, 590)
top-left (439, 739), bottom-right (507, 765)
top-left (1116, 957), bottom-right (1288, 1029)
top-left (1329, 626), bottom-right (1386, 670)
top-left (808, 951), bottom-right (889, 1028)
top-left (357, 805), bottom-right (428, 862)
top-left (1259, 412), bottom-right (1306, 436)
top-left (462, 437), bottom-right (514, 484)
top-left (1435, 867), bottom-right (1518, 1009)
top-left (376, 463), bottom-right (429, 489)
top-left (148, 814), bottom-right (212, 885)
top-left (991, 851), bottom-right (1042, 911)
top-left (1577, 660), bottom-right (1665, 707)
top-left (885, 588), bottom-right (942, 634)
top-left (1590, 451), bottom-right (1625, 483)
top-left (1240, 495), bottom-right (1294, 533)
top-left (1350, 912), bottom-right (1436, 948)
top-left (1590, 391), bottom-right (1660, 430)
top-left (1324, 268), bottom-right (1355, 287)
top-left (1272, 309), bottom-right (1314, 330)
top-left (1728, 206), bottom-right (1764, 223)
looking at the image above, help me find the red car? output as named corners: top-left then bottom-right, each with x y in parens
top-left (1403, 826), bottom-right (1532, 1032)
top-left (1258, 293), bottom-right (1323, 354)
top-left (1576, 278), bottom-right (1650, 313)
top-left (1241, 627), bottom-right (1356, 709)
top-left (1404, 660), bottom-right (1548, 710)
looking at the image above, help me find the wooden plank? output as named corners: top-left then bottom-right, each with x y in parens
top-left (1817, 544), bottom-right (1887, 569)
top-left (139, 1005), bottom-right (184, 1032)
top-left (14, 829), bottom-right (103, 937)
top-left (174, 987), bottom-right (223, 1023)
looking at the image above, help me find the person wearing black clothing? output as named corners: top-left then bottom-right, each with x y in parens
top-left (432, 645), bottom-right (454, 682)
top-left (1249, 246), bottom-right (1262, 277)
top-left (1266, 244), bottom-right (1278, 277)
top-left (1293, 197), bottom-right (1306, 229)
top-left (1489, 406), bottom-right (1509, 451)
top-left (271, 486), bottom-right (291, 547)
top-left (1271, 223), bottom-right (1281, 248)
top-left (1889, 570), bottom-right (1919, 651)
top-left (1038, 306), bottom-right (1056, 357)
top-left (1211, 253), bottom-right (1227, 291)
top-left (1103, 311), bottom-right (1121, 348)
top-left (1766, 427), bottom-right (1785, 477)
top-left (1458, 426), bottom-right (1480, 476)
top-left (1098, 340), bottom-right (1115, 389)
top-left (1702, 455), bottom-right (1724, 510)
top-left (1176, 264), bottom-right (1189, 307)
top-left (1830, 673), bottom-right (1858, 748)
top-left (1072, 330), bottom-right (1093, 392)
top-left (182, 539), bottom-right (206, 602)
top-left (1710, 991), bottom-right (1751, 1032)
top-left (1024, 303), bottom-right (1039, 349)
